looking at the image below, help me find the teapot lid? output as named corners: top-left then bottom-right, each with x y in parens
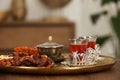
top-left (37, 42), bottom-right (63, 48)
top-left (36, 36), bottom-right (63, 48)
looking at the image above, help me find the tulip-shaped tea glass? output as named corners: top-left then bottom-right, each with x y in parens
top-left (69, 38), bottom-right (88, 66)
top-left (87, 36), bottom-right (97, 49)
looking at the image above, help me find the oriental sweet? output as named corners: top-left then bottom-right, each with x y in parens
top-left (0, 46), bottom-right (54, 68)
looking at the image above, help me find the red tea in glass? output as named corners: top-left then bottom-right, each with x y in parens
top-left (69, 38), bottom-right (88, 53)
top-left (69, 38), bottom-right (88, 65)
top-left (70, 44), bottom-right (87, 53)
top-left (88, 41), bottom-right (96, 49)
top-left (69, 44), bottom-right (78, 53)
top-left (87, 36), bottom-right (97, 49)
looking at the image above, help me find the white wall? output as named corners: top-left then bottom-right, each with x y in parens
top-left (81, 0), bottom-right (116, 57)
top-left (26, 0), bottom-right (83, 37)
top-left (0, 0), bottom-right (12, 10)
top-left (0, 0), bottom-right (117, 57)
top-left (24, 0), bottom-right (118, 57)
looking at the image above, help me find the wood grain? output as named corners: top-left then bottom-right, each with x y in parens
top-left (0, 21), bottom-right (75, 49)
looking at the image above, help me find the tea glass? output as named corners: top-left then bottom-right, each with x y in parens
top-left (87, 36), bottom-right (97, 49)
top-left (69, 38), bottom-right (88, 66)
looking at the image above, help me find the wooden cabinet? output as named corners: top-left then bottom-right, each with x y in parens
top-left (0, 21), bottom-right (75, 50)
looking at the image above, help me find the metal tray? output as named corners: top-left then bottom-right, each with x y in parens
top-left (0, 55), bottom-right (116, 74)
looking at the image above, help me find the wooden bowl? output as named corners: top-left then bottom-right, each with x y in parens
top-left (41, 0), bottom-right (71, 9)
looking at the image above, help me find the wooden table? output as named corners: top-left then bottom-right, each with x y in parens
top-left (0, 59), bottom-right (119, 80)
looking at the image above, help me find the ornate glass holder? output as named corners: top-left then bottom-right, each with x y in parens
top-left (69, 36), bottom-right (103, 66)
top-left (69, 45), bottom-right (101, 66)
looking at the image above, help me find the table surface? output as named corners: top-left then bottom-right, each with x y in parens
top-left (0, 58), bottom-right (119, 80)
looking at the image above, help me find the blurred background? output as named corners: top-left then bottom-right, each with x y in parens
top-left (0, 0), bottom-right (120, 57)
